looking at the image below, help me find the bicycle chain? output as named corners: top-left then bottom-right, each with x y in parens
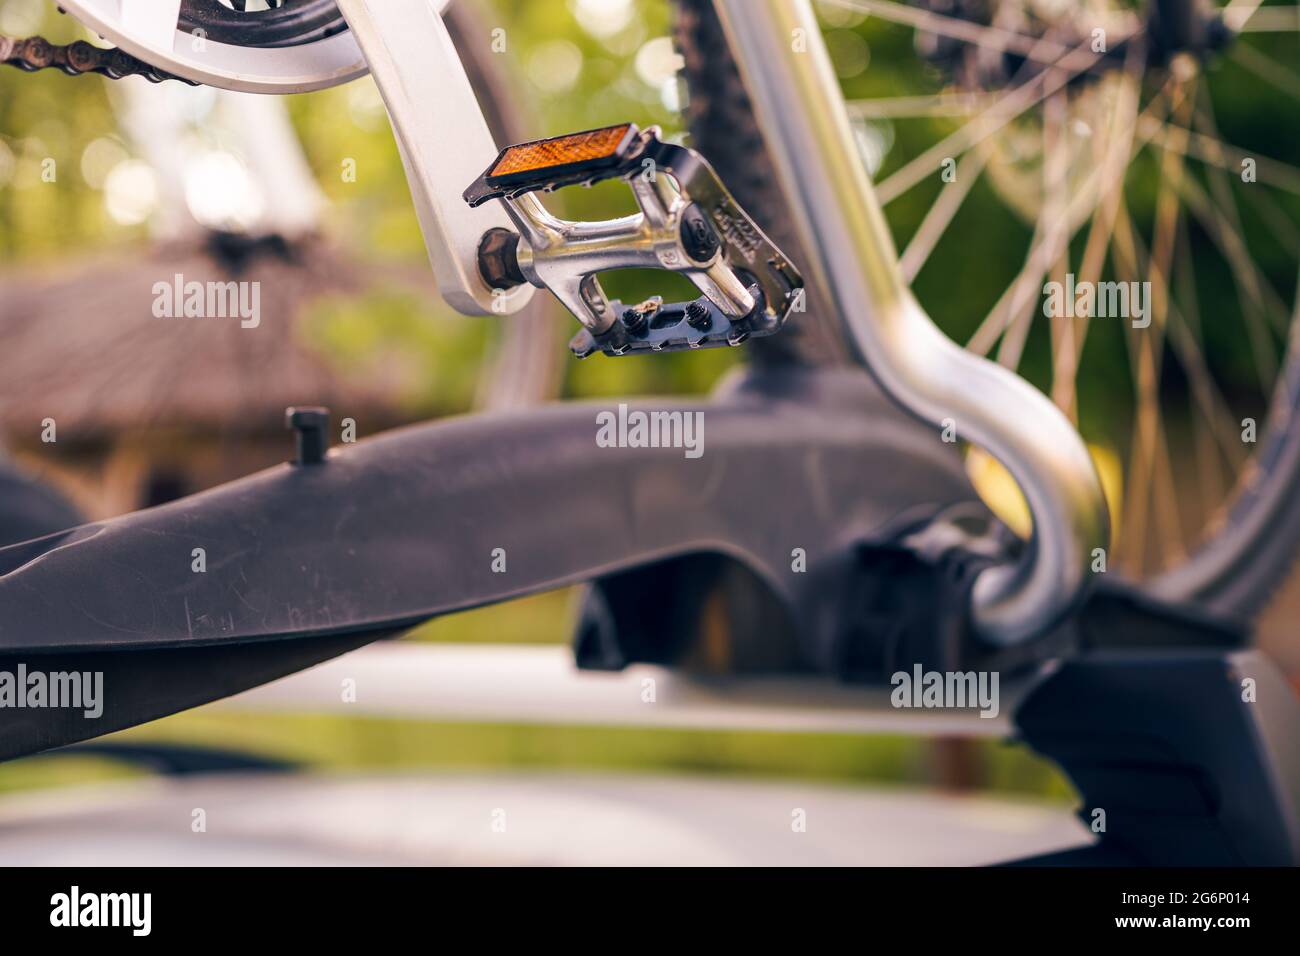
top-left (0, 34), bottom-right (195, 84)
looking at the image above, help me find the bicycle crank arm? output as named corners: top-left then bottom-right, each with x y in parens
top-left (0, 369), bottom-right (975, 761)
top-left (463, 124), bottom-right (804, 356)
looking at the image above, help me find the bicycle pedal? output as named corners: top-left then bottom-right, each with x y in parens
top-left (463, 123), bottom-right (804, 355)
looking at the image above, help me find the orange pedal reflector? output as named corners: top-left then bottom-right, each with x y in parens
top-left (486, 124), bottom-right (637, 186)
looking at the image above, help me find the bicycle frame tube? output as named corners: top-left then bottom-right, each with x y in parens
top-left (333, 0), bottom-right (534, 316)
top-left (712, 0), bottom-right (1109, 646)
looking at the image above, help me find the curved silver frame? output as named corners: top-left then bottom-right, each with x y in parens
top-left (713, 0), bottom-right (1109, 645)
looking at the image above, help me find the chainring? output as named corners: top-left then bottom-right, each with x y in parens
top-left (54, 0), bottom-right (374, 92)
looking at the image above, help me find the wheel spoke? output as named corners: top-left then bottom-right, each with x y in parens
top-left (1168, 212), bottom-right (1251, 471)
top-left (967, 202), bottom-right (1087, 358)
top-left (967, 75), bottom-right (1177, 355)
top-left (968, 214), bottom-right (1053, 357)
top-left (899, 145), bottom-right (989, 282)
top-left (1042, 89), bottom-right (1079, 416)
top-left (997, 88), bottom-right (1071, 372)
top-left (1148, 78), bottom-right (1198, 342)
top-left (823, 0), bottom-right (1131, 71)
top-left (1168, 303), bottom-right (1252, 471)
top-left (1221, 0), bottom-right (1267, 31)
top-left (1112, 201), bottom-right (1185, 571)
top-left (1150, 407), bottom-right (1188, 567)
top-left (1241, 182), bottom-right (1300, 255)
top-left (1225, 3), bottom-right (1300, 32)
top-left (1175, 172), bottom-right (1281, 389)
top-left (845, 93), bottom-right (996, 120)
top-left (875, 37), bottom-right (1112, 205)
top-left (1229, 41), bottom-right (1300, 102)
top-left (1174, 218), bottom-right (1237, 517)
top-left (1141, 84), bottom-right (1196, 567)
top-left (1138, 116), bottom-right (1300, 196)
top-left (1048, 107), bottom-right (1112, 421)
top-left (1175, 171), bottom-right (1291, 343)
top-left (1054, 60), bottom-right (1148, 417)
top-left (1192, 87), bottom-right (1293, 334)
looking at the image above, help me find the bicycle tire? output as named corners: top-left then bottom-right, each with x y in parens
top-left (672, 0), bottom-right (1300, 623)
top-left (674, 0), bottom-right (851, 370)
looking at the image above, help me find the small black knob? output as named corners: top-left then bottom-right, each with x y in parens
top-left (287, 406), bottom-right (330, 465)
top-left (685, 301), bottom-right (711, 330)
top-left (621, 307), bottom-right (648, 334)
top-left (680, 203), bottom-right (721, 263)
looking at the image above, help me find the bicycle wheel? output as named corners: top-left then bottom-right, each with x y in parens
top-left (675, 0), bottom-right (1300, 622)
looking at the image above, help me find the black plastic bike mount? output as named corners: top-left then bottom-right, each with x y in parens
top-left (0, 459), bottom-right (85, 548)
top-left (3, 361), bottom-right (1296, 865)
top-left (0, 365), bottom-right (980, 761)
top-left (1010, 647), bottom-right (1300, 866)
top-left (571, 472), bottom-right (1300, 866)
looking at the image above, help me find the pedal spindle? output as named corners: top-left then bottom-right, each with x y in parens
top-left (464, 123), bottom-right (804, 358)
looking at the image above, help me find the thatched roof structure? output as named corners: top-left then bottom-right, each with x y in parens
top-left (0, 233), bottom-right (428, 439)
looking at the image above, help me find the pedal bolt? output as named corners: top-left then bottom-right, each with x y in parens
top-left (685, 302), bottom-right (711, 330)
top-left (621, 307), bottom-right (648, 333)
top-left (476, 227), bottom-right (527, 291)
